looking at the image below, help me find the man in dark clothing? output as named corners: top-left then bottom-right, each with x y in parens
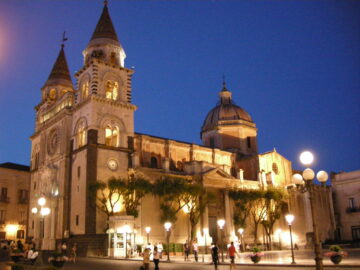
top-left (211, 243), bottom-right (219, 270)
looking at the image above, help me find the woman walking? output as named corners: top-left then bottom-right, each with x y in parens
top-left (153, 246), bottom-right (160, 270)
top-left (142, 248), bottom-right (151, 270)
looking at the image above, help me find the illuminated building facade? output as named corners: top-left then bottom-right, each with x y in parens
top-left (27, 2), bottom-right (335, 255)
top-left (0, 163), bottom-right (30, 241)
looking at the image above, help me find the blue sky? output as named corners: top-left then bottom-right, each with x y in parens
top-left (0, 0), bottom-right (359, 174)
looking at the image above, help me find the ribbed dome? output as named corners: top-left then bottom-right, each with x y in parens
top-left (201, 83), bottom-right (253, 132)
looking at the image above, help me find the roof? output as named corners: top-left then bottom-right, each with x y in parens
top-left (0, 162), bottom-right (30, 172)
top-left (43, 45), bottom-right (73, 88)
top-left (90, 2), bottom-right (119, 43)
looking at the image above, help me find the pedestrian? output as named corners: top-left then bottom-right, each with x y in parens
top-left (17, 240), bottom-right (24, 252)
top-left (69, 243), bottom-right (77, 263)
top-left (142, 248), bottom-right (151, 270)
top-left (153, 246), bottom-right (160, 270)
top-left (211, 242), bottom-right (219, 270)
top-left (157, 242), bottom-right (163, 259)
top-left (228, 242), bottom-right (239, 270)
top-left (61, 242), bottom-right (67, 255)
top-left (183, 240), bottom-right (190, 261)
top-left (193, 240), bottom-right (198, 262)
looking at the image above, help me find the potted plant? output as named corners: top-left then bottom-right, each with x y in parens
top-left (10, 249), bottom-right (23, 263)
top-left (48, 251), bottom-right (68, 268)
top-left (324, 245), bottom-right (348, 265)
top-left (248, 246), bottom-right (264, 263)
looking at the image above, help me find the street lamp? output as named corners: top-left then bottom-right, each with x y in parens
top-left (31, 197), bottom-right (51, 265)
top-left (238, 228), bottom-right (244, 252)
top-left (276, 229), bottom-right (282, 250)
top-left (217, 219), bottom-right (225, 263)
top-left (164, 222), bottom-right (172, 262)
top-left (290, 151), bottom-right (329, 270)
top-left (145, 226), bottom-right (151, 244)
top-left (285, 214), bottom-right (295, 264)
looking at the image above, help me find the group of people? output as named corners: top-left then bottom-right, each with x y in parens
top-left (56, 242), bottom-right (77, 263)
top-left (142, 245), bottom-right (161, 270)
top-left (211, 242), bottom-right (240, 270)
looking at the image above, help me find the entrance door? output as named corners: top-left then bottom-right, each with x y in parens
top-left (209, 216), bottom-right (218, 243)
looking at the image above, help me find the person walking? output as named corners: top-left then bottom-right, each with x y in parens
top-left (69, 243), bottom-right (77, 263)
top-left (142, 248), bottom-right (151, 270)
top-left (183, 240), bottom-right (190, 261)
top-left (153, 246), bottom-right (160, 270)
top-left (193, 240), bottom-right (198, 262)
top-left (228, 242), bottom-right (239, 270)
top-left (211, 242), bottom-right (219, 270)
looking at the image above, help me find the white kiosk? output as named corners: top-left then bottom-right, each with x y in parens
top-left (108, 216), bottom-right (137, 258)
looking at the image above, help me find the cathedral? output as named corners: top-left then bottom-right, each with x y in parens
top-left (28, 2), bottom-right (334, 256)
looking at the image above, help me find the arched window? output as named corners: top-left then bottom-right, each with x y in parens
top-left (105, 125), bottom-right (119, 147)
top-left (247, 137), bottom-right (251, 148)
top-left (150, 157), bottom-right (158, 168)
top-left (82, 81), bottom-right (89, 99)
top-left (106, 81), bottom-right (119, 101)
top-left (176, 161), bottom-right (184, 171)
top-left (77, 121), bottom-right (87, 148)
top-left (49, 88), bottom-right (57, 100)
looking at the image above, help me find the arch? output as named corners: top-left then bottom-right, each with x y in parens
top-left (73, 117), bottom-right (88, 149)
top-left (49, 88), bottom-right (57, 100)
top-left (79, 73), bottom-right (91, 101)
top-left (150, 157), bottom-right (158, 169)
top-left (99, 116), bottom-right (127, 147)
top-left (101, 72), bottom-right (124, 100)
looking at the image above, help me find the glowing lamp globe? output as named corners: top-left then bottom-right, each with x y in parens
top-left (31, 207), bottom-right (38, 214)
top-left (38, 197), bottom-right (46, 206)
top-left (317, 171), bottom-right (328, 183)
top-left (217, 219), bottom-right (225, 229)
top-left (285, 214), bottom-right (295, 225)
top-left (292, 174), bottom-right (304, 185)
top-left (303, 168), bottom-right (315, 181)
top-left (238, 228), bottom-right (244, 235)
top-left (145, 226), bottom-right (151, 234)
top-left (300, 151), bottom-right (314, 165)
top-left (40, 207), bottom-right (51, 216)
top-left (164, 222), bottom-right (172, 231)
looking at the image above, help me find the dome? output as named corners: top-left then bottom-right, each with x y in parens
top-left (201, 84), bottom-right (253, 133)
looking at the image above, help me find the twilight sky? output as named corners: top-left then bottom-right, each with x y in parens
top-left (0, 0), bottom-right (359, 174)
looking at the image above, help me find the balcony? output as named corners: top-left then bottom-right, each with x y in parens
top-left (18, 198), bottom-right (28, 204)
top-left (346, 207), bottom-right (360, 213)
top-left (0, 197), bottom-right (9, 203)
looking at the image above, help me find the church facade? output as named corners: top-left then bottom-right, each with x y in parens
top-left (28, 3), bottom-right (334, 256)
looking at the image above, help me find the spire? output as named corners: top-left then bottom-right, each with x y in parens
top-left (219, 77), bottom-right (232, 104)
top-left (90, 1), bottom-right (119, 43)
top-left (43, 44), bottom-right (72, 88)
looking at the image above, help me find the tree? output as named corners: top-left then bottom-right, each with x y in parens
top-left (229, 189), bottom-right (255, 230)
top-left (153, 176), bottom-right (189, 224)
top-left (88, 173), bottom-right (153, 221)
top-left (261, 187), bottom-right (288, 250)
top-left (88, 177), bottom-right (125, 220)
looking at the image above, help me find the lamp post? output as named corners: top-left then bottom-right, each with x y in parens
top-left (276, 229), bottom-right (282, 250)
top-left (290, 151), bottom-right (329, 270)
top-left (217, 219), bottom-right (225, 263)
top-left (164, 222), bottom-right (172, 262)
top-left (238, 228), bottom-right (244, 252)
top-left (203, 228), bottom-right (208, 254)
top-left (285, 214), bottom-right (295, 264)
top-left (31, 197), bottom-right (51, 265)
top-left (145, 226), bottom-right (151, 244)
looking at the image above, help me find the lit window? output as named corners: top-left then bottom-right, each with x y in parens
top-left (49, 89), bottom-right (57, 100)
top-left (77, 121), bottom-right (87, 147)
top-left (106, 81), bottom-right (119, 101)
top-left (82, 81), bottom-right (89, 99)
top-left (105, 125), bottom-right (119, 147)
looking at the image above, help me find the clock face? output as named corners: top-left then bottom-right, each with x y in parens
top-left (107, 159), bottom-right (118, 171)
